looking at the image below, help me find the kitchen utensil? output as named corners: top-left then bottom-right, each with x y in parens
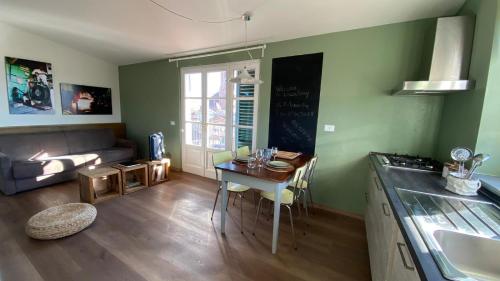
top-left (465, 154), bottom-right (491, 179)
top-left (450, 147), bottom-right (473, 177)
top-left (446, 172), bottom-right (481, 196)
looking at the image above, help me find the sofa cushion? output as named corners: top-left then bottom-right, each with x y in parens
top-left (0, 132), bottom-right (69, 161)
top-left (85, 147), bottom-right (134, 166)
top-left (64, 129), bottom-right (116, 154)
top-left (12, 155), bottom-right (83, 179)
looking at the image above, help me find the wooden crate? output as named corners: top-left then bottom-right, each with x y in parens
top-left (138, 158), bottom-right (170, 186)
top-left (78, 166), bottom-right (122, 204)
top-left (112, 163), bottom-right (148, 194)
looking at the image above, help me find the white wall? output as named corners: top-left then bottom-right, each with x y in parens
top-left (0, 22), bottom-right (121, 127)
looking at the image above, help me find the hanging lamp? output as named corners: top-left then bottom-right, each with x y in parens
top-left (229, 12), bottom-right (263, 85)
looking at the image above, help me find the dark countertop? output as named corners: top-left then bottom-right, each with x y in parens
top-left (368, 153), bottom-right (496, 281)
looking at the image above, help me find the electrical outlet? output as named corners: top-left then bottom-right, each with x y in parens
top-left (324, 124), bottom-right (335, 132)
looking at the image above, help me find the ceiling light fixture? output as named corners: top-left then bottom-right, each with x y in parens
top-left (228, 12), bottom-right (263, 85)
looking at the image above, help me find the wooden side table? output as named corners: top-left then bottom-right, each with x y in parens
top-left (112, 163), bottom-right (148, 194)
top-left (138, 158), bottom-right (170, 186)
top-left (78, 166), bottom-right (122, 204)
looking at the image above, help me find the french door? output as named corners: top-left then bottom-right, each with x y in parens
top-left (181, 60), bottom-right (260, 178)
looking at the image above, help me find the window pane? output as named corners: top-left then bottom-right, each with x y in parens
top-left (185, 99), bottom-right (201, 122)
top-left (233, 127), bottom-right (253, 150)
top-left (207, 125), bottom-right (226, 150)
top-left (207, 99), bottom-right (226, 124)
top-left (207, 71), bottom-right (226, 98)
top-left (185, 123), bottom-right (201, 146)
top-left (185, 73), bottom-right (202, 97)
top-left (233, 100), bottom-right (254, 127)
top-left (233, 69), bottom-right (255, 97)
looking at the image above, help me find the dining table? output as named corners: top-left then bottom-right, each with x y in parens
top-left (215, 153), bottom-right (312, 254)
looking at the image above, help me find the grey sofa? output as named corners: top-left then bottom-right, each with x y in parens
top-left (0, 128), bottom-right (136, 195)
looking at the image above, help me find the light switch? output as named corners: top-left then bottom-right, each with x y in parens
top-left (170, 121), bottom-right (176, 126)
top-left (324, 124), bottom-right (335, 132)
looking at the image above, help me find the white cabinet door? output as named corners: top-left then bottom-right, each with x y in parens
top-left (366, 164), bottom-right (387, 281)
top-left (366, 163), bottom-right (397, 281)
top-left (387, 229), bottom-right (421, 281)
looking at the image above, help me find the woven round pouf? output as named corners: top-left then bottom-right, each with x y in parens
top-left (25, 203), bottom-right (97, 240)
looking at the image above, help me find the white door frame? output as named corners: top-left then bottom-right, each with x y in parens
top-left (180, 59), bottom-right (260, 178)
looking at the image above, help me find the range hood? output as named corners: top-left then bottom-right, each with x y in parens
top-left (394, 16), bottom-right (475, 96)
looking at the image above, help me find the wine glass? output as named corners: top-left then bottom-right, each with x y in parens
top-left (256, 149), bottom-right (264, 168)
top-left (247, 156), bottom-right (257, 169)
top-left (271, 147), bottom-right (278, 161)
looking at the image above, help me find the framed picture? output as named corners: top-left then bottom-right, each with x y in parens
top-left (60, 83), bottom-right (112, 115)
top-left (4, 56), bottom-right (55, 114)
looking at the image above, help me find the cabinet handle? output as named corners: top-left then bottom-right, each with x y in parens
top-left (365, 192), bottom-right (368, 203)
top-left (373, 177), bottom-right (382, 191)
top-left (397, 242), bottom-right (415, 271)
top-left (381, 203), bottom-right (390, 217)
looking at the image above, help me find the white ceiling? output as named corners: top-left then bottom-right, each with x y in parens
top-left (0, 0), bottom-right (465, 65)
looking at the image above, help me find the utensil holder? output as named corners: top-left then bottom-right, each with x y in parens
top-left (445, 172), bottom-right (481, 196)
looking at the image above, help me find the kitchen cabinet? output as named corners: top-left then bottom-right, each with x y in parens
top-left (387, 229), bottom-right (420, 281)
top-left (365, 162), bottom-right (420, 281)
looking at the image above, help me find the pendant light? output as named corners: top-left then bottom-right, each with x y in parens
top-left (229, 12), bottom-right (263, 85)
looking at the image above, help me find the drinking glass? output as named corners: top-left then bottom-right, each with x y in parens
top-left (262, 148), bottom-right (269, 162)
top-left (247, 156), bottom-right (257, 169)
top-left (256, 149), bottom-right (264, 168)
top-left (271, 147), bottom-right (278, 161)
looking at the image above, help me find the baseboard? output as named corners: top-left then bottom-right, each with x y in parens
top-left (170, 167), bottom-right (182, 172)
top-left (312, 203), bottom-right (364, 222)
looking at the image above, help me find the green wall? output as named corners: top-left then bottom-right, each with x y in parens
top-left (436, 0), bottom-right (500, 176)
top-left (120, 18), bottom-right (444, 215)
top-left (474, 0), bottom-right (500, 175)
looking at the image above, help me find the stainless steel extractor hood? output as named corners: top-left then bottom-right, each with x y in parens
top-left (394, 16), bottom-right (475, 96)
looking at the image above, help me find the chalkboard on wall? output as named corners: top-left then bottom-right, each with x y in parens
top-left (268, 53), bottom-right (323, 155)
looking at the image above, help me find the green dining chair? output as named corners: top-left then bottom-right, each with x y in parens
top-left (211, 150), bottom-right (252, 233)
top-left (289, 156), bottom-right (318, 216)
top-left (252, 164), bottom-right (308, 249)
top-left (236, 146), bottom-right (251, 157)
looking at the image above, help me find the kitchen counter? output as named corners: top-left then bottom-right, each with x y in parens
top-left (368, 152), bottom-right (496, 281)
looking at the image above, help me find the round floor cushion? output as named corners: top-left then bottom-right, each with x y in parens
top-left (25, 203), bottom-right (97, 240)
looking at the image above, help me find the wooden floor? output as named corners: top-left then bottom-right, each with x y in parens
top-left (0, 172), bottom-right (371, 281)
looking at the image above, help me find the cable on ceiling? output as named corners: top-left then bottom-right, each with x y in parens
top-left (148, 0), bottom-right (243, 24)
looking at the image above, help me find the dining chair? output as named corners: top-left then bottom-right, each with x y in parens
top-left (289, 156), bottom-right (318, 216)
top-left (252, 164), bottom-right (308, 249)
top-left (211, 150), bottom-right (251, 233)
top-left (236, 146), bottom-right (250, 157)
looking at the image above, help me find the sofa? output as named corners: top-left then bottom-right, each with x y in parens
top-left (0, 128), bottom-right (136, 195)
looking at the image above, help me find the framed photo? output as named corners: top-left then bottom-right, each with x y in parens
top-left (4, 56), bottom-right (55, 114)
top-left (60, 83), bottom-right (112, 115)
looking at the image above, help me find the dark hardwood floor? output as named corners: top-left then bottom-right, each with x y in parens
top-left (0, 172), bottom-right (371, 281)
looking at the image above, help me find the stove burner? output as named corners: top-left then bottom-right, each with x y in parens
top-left (378, 153), bottom-right (442, 172)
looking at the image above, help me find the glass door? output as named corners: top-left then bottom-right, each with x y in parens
top-left (204, 69), bottom-right (229, 178)
top-left (181, 61), bottom-right (260, 178)
top-left (181, 71), bottom-right (204, 176)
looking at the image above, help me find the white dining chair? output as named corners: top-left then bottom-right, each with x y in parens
top-left (210, 150), bottom-right (252, 233)
top-left (252, 164), bottom-right (308, 249)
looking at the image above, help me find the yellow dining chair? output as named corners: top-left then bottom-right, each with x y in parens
top-left (289, 156), bottom-right (318, 216)
top-left (252, 164), bottom-right (308, 249)
top-left (211, 150), bottom-right (252, 233)
top-left (236, 146), bottom-right (250, 157)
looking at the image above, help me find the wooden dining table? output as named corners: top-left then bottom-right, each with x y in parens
top-left (215, 154), bottom-right (312, 254)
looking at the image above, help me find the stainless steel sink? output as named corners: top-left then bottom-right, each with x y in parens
top-left (396, 188), bottom-right (500, 281)
top-left (433, 230), bottom-right (500, 281)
